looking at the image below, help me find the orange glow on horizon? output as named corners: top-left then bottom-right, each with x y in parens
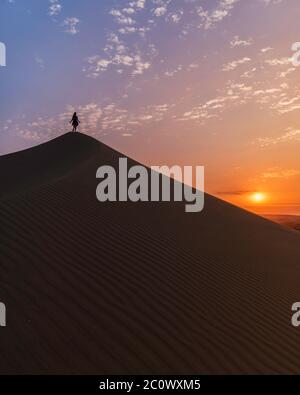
top-left (216, 190), bottom-right (300, 216)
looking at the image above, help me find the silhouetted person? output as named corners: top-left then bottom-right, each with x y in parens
top-left (70, 112), bottom-right (80, 132)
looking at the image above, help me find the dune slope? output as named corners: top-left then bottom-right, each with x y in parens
top-left (1, 132), bottom-right (300, 374)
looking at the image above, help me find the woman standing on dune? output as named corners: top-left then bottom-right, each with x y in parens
top-left (70, 112), bottom-right (80, 132)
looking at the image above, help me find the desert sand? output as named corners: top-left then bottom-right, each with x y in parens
top-left (263, 215), bottom-right (300, 233)
top-left (1, 132), bottom-right (300, 374)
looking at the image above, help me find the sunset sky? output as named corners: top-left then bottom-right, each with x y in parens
top-left (1, 0), bottom-right (300, 214)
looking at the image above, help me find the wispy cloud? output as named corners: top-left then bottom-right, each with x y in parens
top-left (256, 128), bottom-right (300, 147)
top-left (261, 169), bottom-right (300, 179)
top-left (197, 0), bottom-right (240, 30)
top-left (63, 17), bottom-right (80, 35)
top-left (49, 0), bottom-right (62, 17)
top-left (230, 36), bottom-right (253, 48)
top-left (222, 57), bottom-right (251, 71)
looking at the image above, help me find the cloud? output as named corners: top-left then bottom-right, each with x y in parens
top-left (197, 0), bottom-right (240, 30)
top-left (216, 190), bottom-right (252, 196)
top-left (5, 99), bottom-right (176, 143)
top-left (222, 57), bottom-right (251, 71)
top-left (35, 55), bottom-right (45, 68)
top-left (153, 7), bottom-right (167, 17)
top-left (256, 128), bottom-right (300, 147)
top-left (265, 57), bottom-right (291, 66)
top-left (110, 9), bottom-right (136, 25)
top-left (260, 0), bottom-right (283, 5)
top-left (261, 169), bottom-right (300, 179)
top-left (167, 10), bottom-right (184, 24)
top-left (230, 36), bottom-right (253, 48)
top-left (49, 0), bottom-right (62, 17)
top-left (164, 65), bottom-right (183, 77)
top-left (270, 95), bottom-right (300, 114)
top-left (179, 94), bottom-right (241, 122)
top-left (261, 47), bottom-right (273, 53)
top-left (63, 17), bottom-right (80, 35)
top-left (279, 67), bottom-right (296, 78)
top-left (84, 25), bottom-right (153, 77)
top-left (86, 50), bottom-right (151, 77)
top-left (48, 1), bottom-right (80, 37)
top-left (84, 0), bottom-right (243, 79)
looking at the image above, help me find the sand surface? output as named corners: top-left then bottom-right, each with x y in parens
top-left (264, 215), bottom-right (300, 233)
top-left (1, 133), bottom-right (300, 374)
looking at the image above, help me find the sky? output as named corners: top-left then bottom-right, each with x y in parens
top-left (1, 0), bottom-right (300, 214)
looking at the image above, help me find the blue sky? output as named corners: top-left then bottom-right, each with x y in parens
top-left (1, 0), bottom-right (300, 212)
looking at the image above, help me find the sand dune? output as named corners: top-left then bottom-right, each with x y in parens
top-left (1, 132), bottom-right (300, 374)
top-left (263, 215), bottom-right (300, 233)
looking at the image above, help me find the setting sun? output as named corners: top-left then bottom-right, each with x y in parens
top-left (250, 192), bottom-right (267, 204)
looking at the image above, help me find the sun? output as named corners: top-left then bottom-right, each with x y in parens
top-left (250, 192), bottom-right (267, 204)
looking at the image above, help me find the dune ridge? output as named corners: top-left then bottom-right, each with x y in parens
top-left (1, 132), bottom-right (300, 374)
